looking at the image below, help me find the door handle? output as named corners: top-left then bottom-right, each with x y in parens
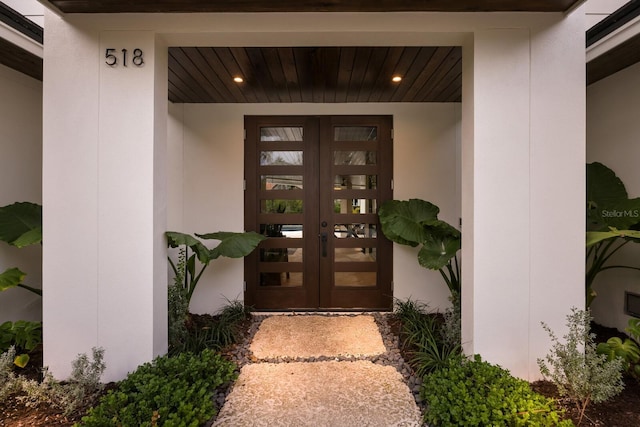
top-left (320, 232), bottom-right (328, 257)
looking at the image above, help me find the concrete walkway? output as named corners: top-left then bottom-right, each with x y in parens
top-left (213, 315), bottom-right (422, 427)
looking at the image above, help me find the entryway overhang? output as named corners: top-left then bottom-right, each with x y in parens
top-left (8, 0), bottom-right (588, 101)
top-left (41, 0), bottom-right (584, 14)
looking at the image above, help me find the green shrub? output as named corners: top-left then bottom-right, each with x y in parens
top-left (80, 349), bottom-right (236, 427)
top-left (538, 308), bottom-right (624, 425)
top-left (2, 346), bottom-right (105, 416)
top-left (0, 346), bottom-right (21, 400)
top-left (421, 355), bottom-right (573, 427)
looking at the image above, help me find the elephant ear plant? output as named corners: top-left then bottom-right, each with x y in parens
top-left (586, 162), bottom-right (640, 306)
top-left (165, 231), bottom-right (266, 306)
top-left (0, 202), bottom-right (42, 296)
top-left (378, 199), bottom-right (460, 300)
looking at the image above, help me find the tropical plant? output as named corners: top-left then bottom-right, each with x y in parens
top-left (378, 199), bottom-right (460, 298)
top-left (0, 320), bottom-right (42, 368)
top-left (597, 317), bottom-right (640, 379)
top-left (421, 355), bottom-right (574, 427)
top-left (0, 202), bottom-right (42, 296)
top-left (586, 162), bottom-right (640, 305)
top-left (538, 308), bottom-right (624, 426)
top-left (165, 230), bottom-right (265, 307)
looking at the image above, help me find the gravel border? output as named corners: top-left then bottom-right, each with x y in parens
top-left (212, 312), bottom-right (426, 425)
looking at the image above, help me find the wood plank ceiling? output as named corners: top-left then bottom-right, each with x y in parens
top-left (44, 0), bottom-right (582, 13)
top-left (169, 46), bottom-right (462, 103)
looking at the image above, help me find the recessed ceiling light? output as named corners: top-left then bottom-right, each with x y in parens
top-left (391, 75), bottom-right (402, 83)
top-left (233, 76), bottom-right (244, 83)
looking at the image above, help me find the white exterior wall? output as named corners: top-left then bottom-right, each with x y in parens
top-left (43, 10), bottom-right (585, 381)
top-left (0, 64), bottom-right (42, 322)
top-left (461, 11), bottom-right (585, 378)
top-left (168, 103), bottom-right (460, 315)
top-left (587, 61), bottom-right (640, 332)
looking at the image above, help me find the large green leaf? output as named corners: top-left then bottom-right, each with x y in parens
top-left (165, 231), bottom-right (211, 264)
top-left (597, 337), bottom-right (640, 363)
top-left (587, 163), bottom-right (640, 230)
top-left (0, 202), bottom-right (42, 247)
top-left (378, 199), bottom-right (440, 247)
top-left (197, 231), bottom-right (266, 259)
top-left (0, 268), bottom-right (26, 292)
top-left (418, 233), bottom-right (461, 270)
top-left (586, 228), bottom-right (640, 247)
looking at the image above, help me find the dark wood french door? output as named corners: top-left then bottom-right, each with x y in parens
top-left (244, 115), bottom-right (393, 310)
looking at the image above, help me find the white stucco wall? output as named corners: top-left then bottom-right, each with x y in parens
top-left (0, 64), bottom-right (42, 322)
top-left (587, 60), bottom-right (640, 332)
top-left (167, 102), bottom-right (461, 315)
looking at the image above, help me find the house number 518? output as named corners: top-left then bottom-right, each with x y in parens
top-left (105, 48), bottom-right (144, 67)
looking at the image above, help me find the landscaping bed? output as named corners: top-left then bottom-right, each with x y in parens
top-left (2, 313), bottom-right (640, 426)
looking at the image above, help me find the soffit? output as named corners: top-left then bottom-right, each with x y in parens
top-left (169, 46), bottom-right (462, 103)
top-left (0, 37), bottom-right (42, 80)
top-left (44, 0), bottom-right (581, 13)
top-left (587, 32), bottom-right (640, 85)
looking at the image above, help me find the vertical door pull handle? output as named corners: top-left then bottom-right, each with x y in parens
top-left (320, 232), bottom-right (328, 257)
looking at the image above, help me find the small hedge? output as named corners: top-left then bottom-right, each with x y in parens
top-left (80, 349), bottom-right (236, 427)
top-left (421, 355), bottom-right (574, 427)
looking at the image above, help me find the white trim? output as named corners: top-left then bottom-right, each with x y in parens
top-left (0, 21), bottom-right (43, 58)
top-left (587, 14), bottom-right (640, 62)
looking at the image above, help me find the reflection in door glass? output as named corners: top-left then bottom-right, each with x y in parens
top-left (333, 199), bottom-right (377, 214)
top-left (334, 151), bottom-right (377, 165)
top-left (334, 175), bottom-right (377, 190)
top-left (334, 126), bottom-right (377, 141)
top-left (260, 224), bottom-right (303, 238)
top-left (333, 224), bottom-right (377, 239)
top-left (335, 247), bottom-right (376, 262)
top-left (334, 272), bottom-right (376, 287)
top-left (260, 200), bottom-right (303, 214)
top-left (260, 272), bottom-right (303, 287)
top-left (261, 175), bottom-right (303, 190)
top-left (260, 127), bottom-right (303, 141)
top-left (260, 248), bottom-right (303, 262)
top-left (260, 151), bottom-right (303, 166)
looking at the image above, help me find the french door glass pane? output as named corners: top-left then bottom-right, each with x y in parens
top-left (260, 223), bottom-right (303, 238)
top-left (260, 127), bottom-right (303, 141)
top-left (334, 223), bottom-right (377, 238)
top-left (334, 151), bottom-right (377, 165)
top-left (334, 126), bottom-right (377, 141)
top-left (335, 248), bottom-right (377, 262)
top-left (334, 272), bottom-right (376, 287)
top-left (260, 272), bottom-right (303, 287)
top-left (333, 199), bottom-right (377, 214)
top-left (261, 175), bottom-right (303, 190)
top-left (260, 200), bottom-right (303, 214)
top-left (260, 151), bottom-right (303, 166)
top-left (334, 175), bottom-right (377, 190)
